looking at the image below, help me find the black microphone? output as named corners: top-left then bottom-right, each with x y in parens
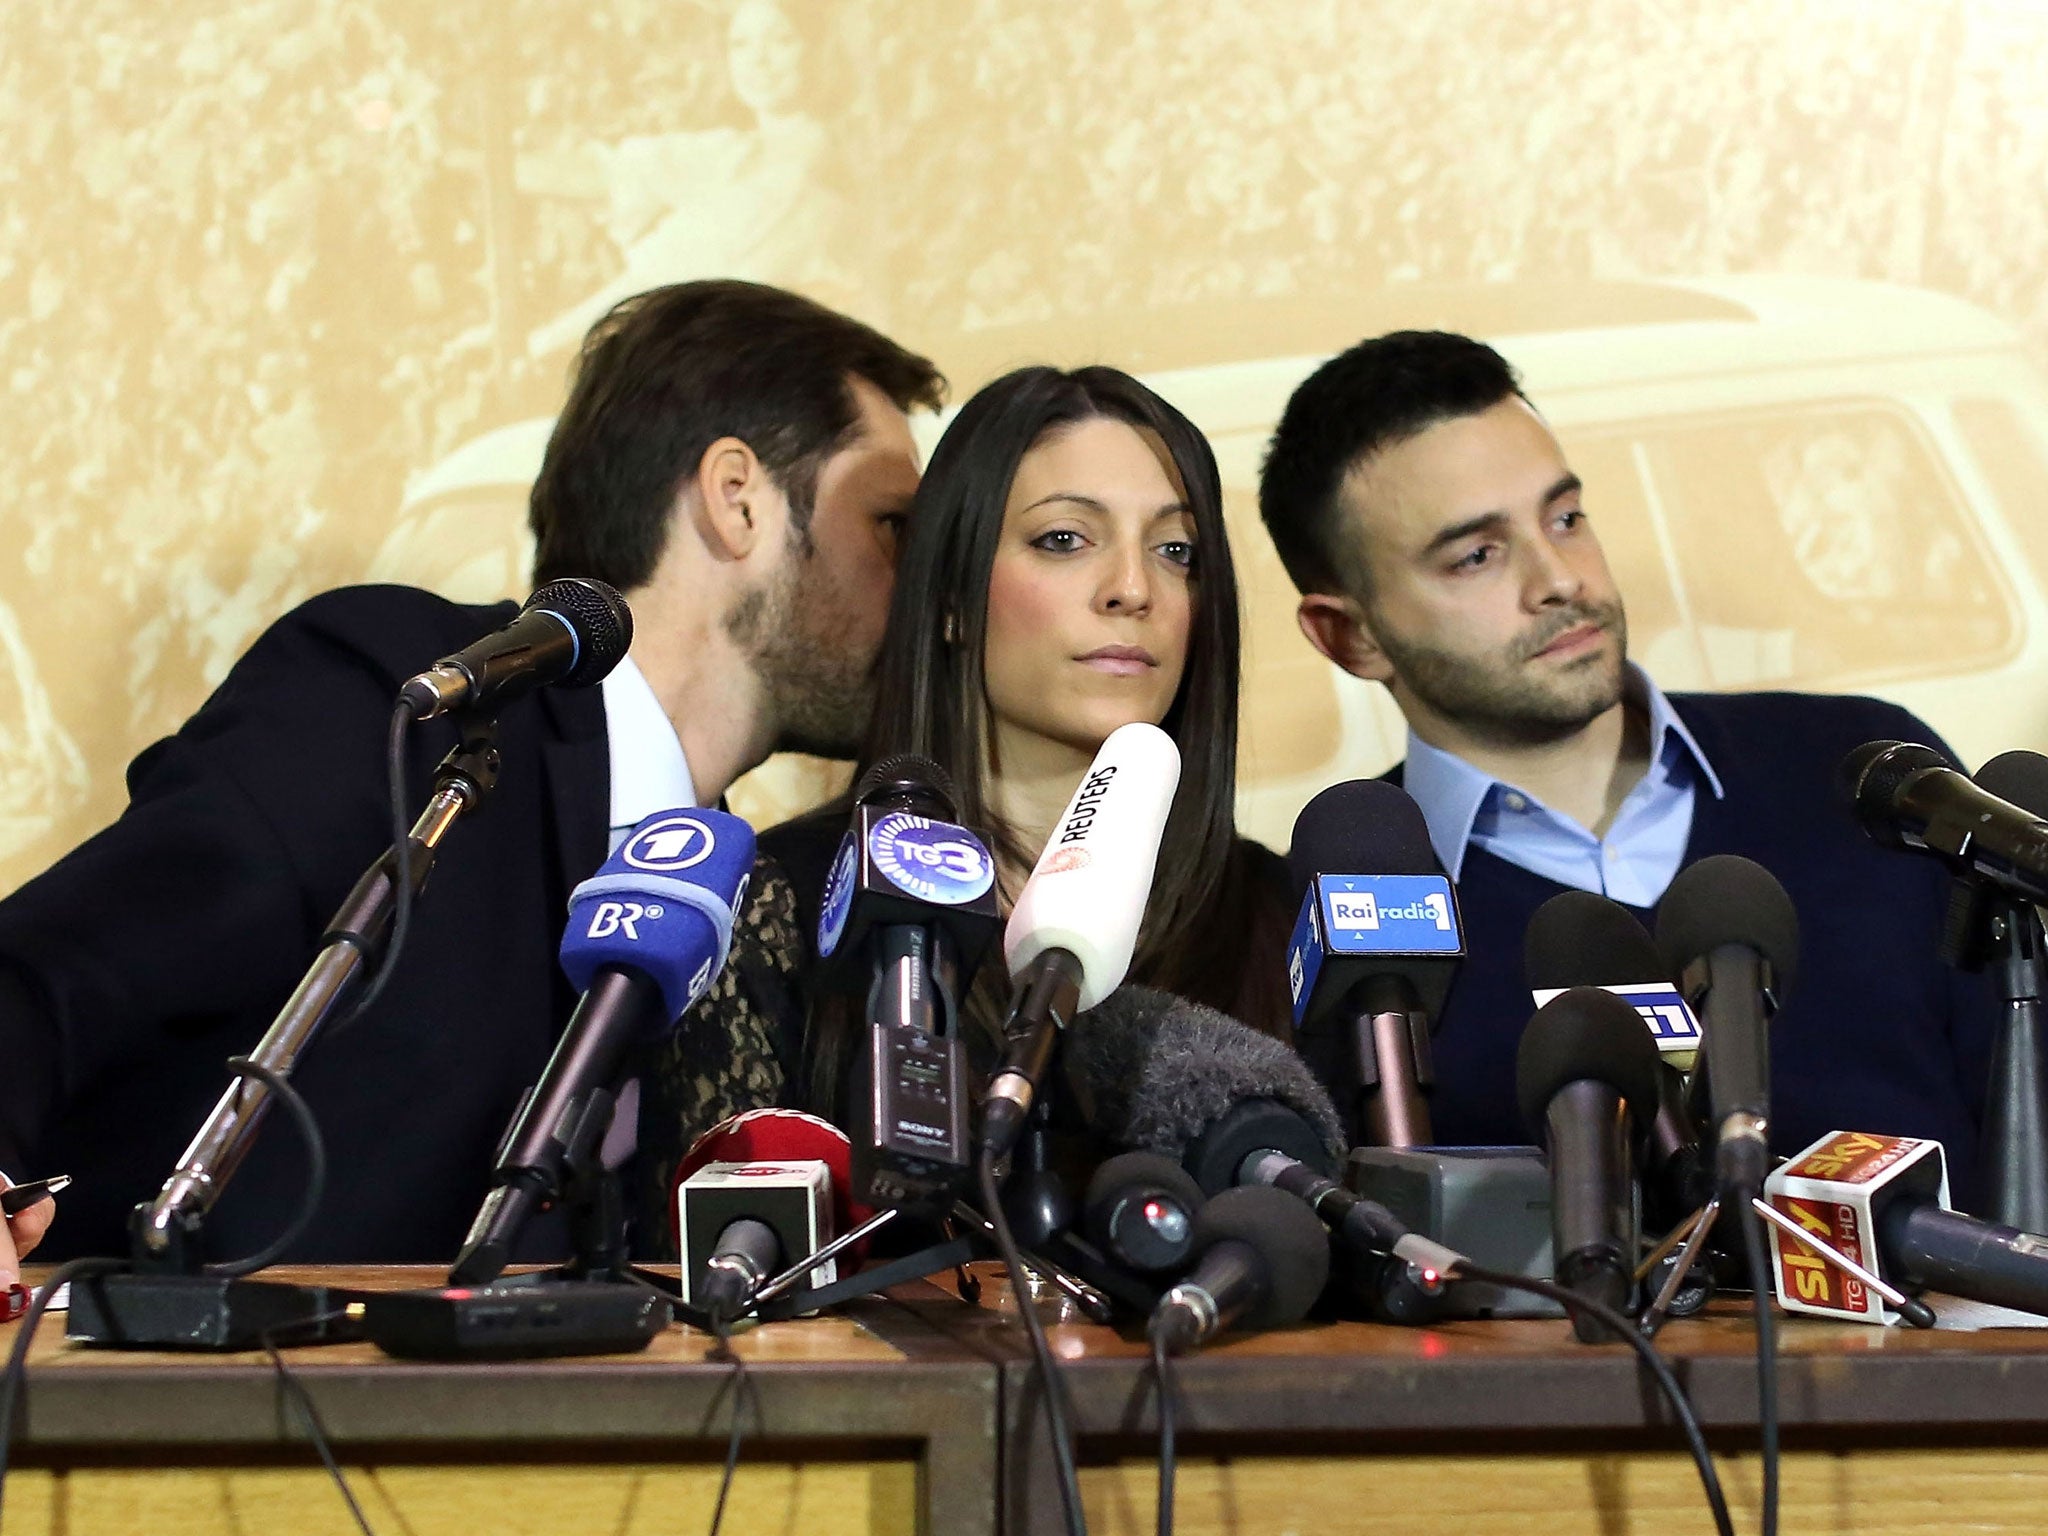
top-left (1081, 1152), bottom-right (1204, 1275)
top-left (817, 755), bottom-right (1000, 1206)
top-left (450, 808), bottom-right (754, 1285)
top-left (1517, 987), bottom-right (1664, 1341)
top-left (1844, 739), bottom-right (2048, 905)
top-left (1880, 1200), bottom-right (2048, 1317)
top-left (1148, 1185), bottom-right (1331, 1353)
top-left (1525, 890), bottom-right (1708, 1229)
top-left (1949, 751), bottom-right (2048, 1235)
top-left (1655, 855), bottom-right (1800, 1201)
top-left (400, 577), bottom-right (633, 720)
top-left (1284, 781), bottom-right (1464, 1147)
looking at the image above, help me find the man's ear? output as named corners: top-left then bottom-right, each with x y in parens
top-left (693, 436), bottom-right (766, 561)
top-left (1297, 592), bottom-right (1395, 684)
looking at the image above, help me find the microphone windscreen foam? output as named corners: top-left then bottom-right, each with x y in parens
top-left (1287, 780), bottom-right (1440, 891)
top-left (1523, 890), bottom-right (1665, 992)
top-left (1005, 723), bottom-right (1181, 1009)
top-left (1067, 986), bottom-right (1345, 1163)
top-left (530, 577), bottom-right (634, 688)
top-left (1188, 1185), bottom-right (1331, 1330)
top-left (1975, 751), bottom-right (2048, 820)
top-left (1515, 985), bottom-right (1665, 1139)
top-left (1653, 853), bottom-right (1801, 995)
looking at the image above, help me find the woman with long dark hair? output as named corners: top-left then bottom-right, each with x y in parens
top-left (761, 364), bottom-right (1295, 1118)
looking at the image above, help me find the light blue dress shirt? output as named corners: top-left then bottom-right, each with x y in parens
top-left (1400, 666), bottom-right (1724, 908)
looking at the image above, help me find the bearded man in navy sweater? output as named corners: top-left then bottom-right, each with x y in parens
top-left (1258, 329), bottom-right (1997, 1206)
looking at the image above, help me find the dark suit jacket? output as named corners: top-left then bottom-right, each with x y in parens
top-left (0, 585), bottom-right (612, 1262)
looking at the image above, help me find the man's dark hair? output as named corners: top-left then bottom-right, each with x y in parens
top-left (1258, 330), bottom-right (1522, 597)
top-left (530, 280), bottom-right (945, 588)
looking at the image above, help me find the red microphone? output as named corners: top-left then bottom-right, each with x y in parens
top-left (672, 1108), bottom-right (874, 1318)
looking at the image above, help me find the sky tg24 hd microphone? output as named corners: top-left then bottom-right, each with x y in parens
top-left (400, 577), bottom-right (633, 720)
top-left (982, 721), bottom-right (1181, 1161)
top-left (449, 807), bottom-right (754, 1285)
top-left (817, 755), bottom-right (1000, 1206)
top-left (1285, 781), bottom-right (1463, 1147)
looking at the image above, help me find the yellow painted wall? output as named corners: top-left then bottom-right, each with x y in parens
top-left (6, 0), bottom-right (2048, 888)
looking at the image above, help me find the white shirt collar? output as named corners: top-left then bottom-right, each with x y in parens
top-left (599, 655), bottom-right (698, 843)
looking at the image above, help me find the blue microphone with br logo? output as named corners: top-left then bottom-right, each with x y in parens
top-left (817, 755), bottom-right (1000, 1206)
top-left (450, 807), bottom-right (755, 1284)
top-left (1286, 782), bottom-right (1465, 1149)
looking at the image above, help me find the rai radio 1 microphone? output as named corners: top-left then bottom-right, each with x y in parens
top-left (449, 808), bottom-right (754, 1285)
top-left (1760, 1129), bottom-right (2048, 1325)
top-left (1655, 855), bottom-right (1800, 1202)
top-left (673, 1108), bottom-right (876, 1323)
top-left (1525, 890), bottom-right (1707, 1227)
top-left (1843, 739), bottom-right (2048, 905)
top-left (1517, 986), bottom-right (1664, 1342)
top-left (400, 577), bottom-right (633, 720)
top-left (1284, 781), bottom-right (1463, 1148)
top-left (981, 722), bottom-right (1182, 1162)
top-left (815, 755), bottom-right (1001, 1206)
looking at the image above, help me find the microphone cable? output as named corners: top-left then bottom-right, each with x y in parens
top-left (205, 1056), bottom-right (328, 1278)
top-left (1146, 1321), bottom-right (1177, 1536)
top-left (260, 1313), bottom-right (379, 1536)
top-left (1739, 1199), bottom-right (1780, 1536)
top-left (339, 700), bottom-right (419, 1027)
top-left (977, 1150), bottom-right (1088, 1536)
top-left (1453, 1263), bottom-right (1734, 1536)
top-left (0, 1253), bottom-right (126, 1531)
top-left (702, 1311), bottom-right (759, 1536)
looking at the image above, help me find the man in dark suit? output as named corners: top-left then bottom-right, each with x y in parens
top-left (0, 280), bottom-right (942, 1265)
top-left (1258, 330), bottom-right (1996, 1204)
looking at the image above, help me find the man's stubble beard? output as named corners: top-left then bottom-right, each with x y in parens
top-left (1376, 597), bottom-right (1631, 749)
top-left (725, 546), bottom-right (878, 760)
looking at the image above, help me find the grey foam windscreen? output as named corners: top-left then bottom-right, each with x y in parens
top-left (1066, 985), bottom-right (1345, 1161)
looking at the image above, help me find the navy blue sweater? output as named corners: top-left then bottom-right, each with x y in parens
top-left (1372, 691), bottom-right (1997, 1209)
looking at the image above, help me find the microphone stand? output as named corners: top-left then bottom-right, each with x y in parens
top-left (1944, 879), bottom-right (2048, 1234)
top-left (1634, 1194), bottom-right (1937, 1334)
top-left (68, 714), bottom-right (503, 1349)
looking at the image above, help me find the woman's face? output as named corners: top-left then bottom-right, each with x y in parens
top-left (982, 417), bottom-right (1197, 762)
top-left (727, 0), bottom-right (805, 116)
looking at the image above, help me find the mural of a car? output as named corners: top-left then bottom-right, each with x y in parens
top-left (378, 276), bottom-right (2048, 849)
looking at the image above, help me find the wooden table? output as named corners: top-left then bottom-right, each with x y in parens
top-left (991, 1297), bottom-right (2048, 1535)
top-left (17, 1267), bottom-right (2048, 1536)
top-left (0, 1267), bottom-right (1000, 1536)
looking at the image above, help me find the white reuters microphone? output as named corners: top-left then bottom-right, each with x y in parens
top-left (981, 722), bottom-right (1181, 1159)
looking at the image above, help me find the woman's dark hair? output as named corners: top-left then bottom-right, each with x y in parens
top-left (866, 364), bottom-right (1246, 994)
top-left (530, 279), bottom-right (944, 589)
top-left (791, 366), bottom-right (1295, 1122)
